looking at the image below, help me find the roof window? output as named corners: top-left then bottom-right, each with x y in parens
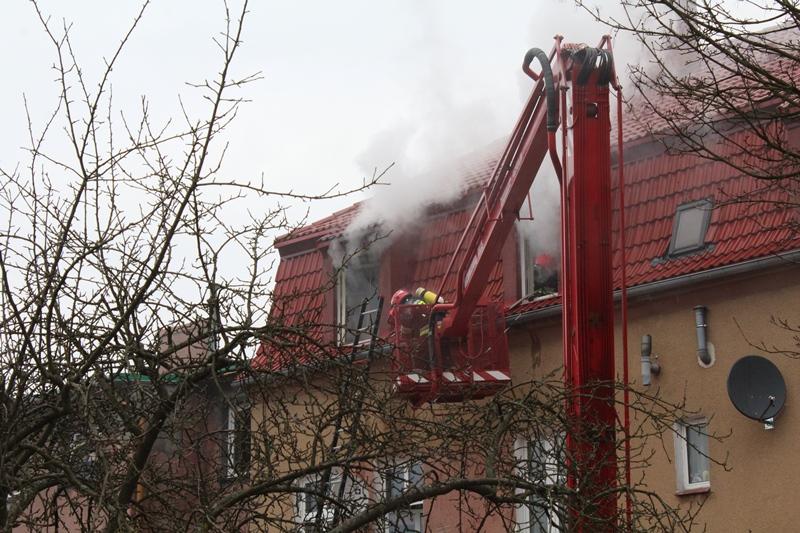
top-left (667, 199), bottom-right (713, 257)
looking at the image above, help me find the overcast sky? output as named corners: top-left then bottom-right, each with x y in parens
top-left (0, 1), bottom-right (639, 226)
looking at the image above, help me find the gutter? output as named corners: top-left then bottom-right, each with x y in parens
top-left (506, 249), bottom-right (800, 326)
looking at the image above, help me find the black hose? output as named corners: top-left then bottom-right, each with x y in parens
top-left (523, 48), bottom-right (558, 132)
top-left (572, 47), bottom-right (614, 86)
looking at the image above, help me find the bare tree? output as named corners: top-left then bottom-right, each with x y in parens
top-left (581, 1), bottom-right (800, 217)
top-left (0, 1), bottom-right (385, 531)
top-left (577, 0), bottom-right (799, 365)
top-left (0, 2), bottom-right (721, 532)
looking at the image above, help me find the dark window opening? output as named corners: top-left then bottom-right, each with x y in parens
top-left (337, 254), bottom-right (379, 345)
top-left (224, 403), bottom-right (251, 480)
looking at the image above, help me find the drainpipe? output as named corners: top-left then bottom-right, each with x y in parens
top-left (693, 305), bottom-right (712, 365)
top-left (641, 335), bottom-right (652, 386)
top-left (641, 334), bottom-right (660, 386)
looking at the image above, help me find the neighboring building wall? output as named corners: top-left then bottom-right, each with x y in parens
top-left (509, 265), bottom-right (800, 531)
top-left (252, 259), bottom-right (800, 531)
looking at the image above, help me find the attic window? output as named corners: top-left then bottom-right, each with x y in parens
top-left (668, 199), bottom-right (713, 257)
top-left (517, 221), bottom-right (559, 300)
top-left (336, 254), bottom-right (379, 345)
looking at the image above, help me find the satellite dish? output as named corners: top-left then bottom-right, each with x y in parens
top-left (727, 355), bottom-right (786, 421)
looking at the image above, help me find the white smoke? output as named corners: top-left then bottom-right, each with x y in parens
top-left (517, 164), bottom-right (562, 261)
top-left (338, 1), bottom-right (647, 266)
top-left (341, 74), bottom-right (506, 262)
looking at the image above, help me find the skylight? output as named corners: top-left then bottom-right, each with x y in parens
top-left (668, 199), bottom-right (713, 257)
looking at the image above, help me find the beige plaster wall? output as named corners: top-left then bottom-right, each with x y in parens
top-left (510, 265), bottom-right (800, 532)
top-left (251, 265), bottom-right (799, 532)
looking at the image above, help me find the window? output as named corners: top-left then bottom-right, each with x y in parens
top-left (336, 255), bottom-right (380, 344)
top-left (296, 470), bottom-right (367, 530)
top-left (514, 437), bottom-right (564, 533)
top-left (297, 474), bottom-right (335, 528)
top-left (668, 199), bottom-right (713, 256)
top-left (224, 403), bottom-right (251, 479)
top-left (673, 418), bottom-right (710, 494)
top-left (381, 461), bottom-right (424, 533)
top-left (518, 225), bottom-right (559, 299)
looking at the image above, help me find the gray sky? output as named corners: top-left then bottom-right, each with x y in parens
top-left (0, 0), bottom-right (768, 311)
top-left (0, 1), bottom-right (634, 226)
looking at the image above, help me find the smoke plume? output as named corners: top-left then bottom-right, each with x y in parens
top-left (336, 1), bottom-right (647, 267)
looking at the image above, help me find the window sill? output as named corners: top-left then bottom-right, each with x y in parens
top-left (518, 291), bottom-right (559, 304)
top-left (675, 485), bottom-right (710, 497)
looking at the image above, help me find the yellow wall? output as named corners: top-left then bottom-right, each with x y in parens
top-left (251, 264), bottom-right (799, 532)
top-left (510, 265), bottom-right (800, 532)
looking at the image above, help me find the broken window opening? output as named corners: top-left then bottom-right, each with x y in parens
top-left (336, 253), bottom-right (380, 345)
top-left (519, 233), bottom-right (559, 300)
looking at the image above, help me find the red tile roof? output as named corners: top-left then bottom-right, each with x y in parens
top-left (275, 203), bottom-right (362, 247)
top-left (623, 41), bottom-right (800, 144)
top-left (254, 248), bottom-right (332, 372)
top-left (255, 46), bottom-right (800, 370)
top-left (255, 130), bottom-right (798, 370)
top-left (411, 208), bottom-right (504, 304)
top-left (512, 130), bottom-right (799, 315)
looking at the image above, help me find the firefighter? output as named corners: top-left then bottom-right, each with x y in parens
top-left (388, 289), bottom-right (421, 335)
top-left (533, 253), bottom-right (559, 296)
top-left (388, 288), bottom-right (431, 371)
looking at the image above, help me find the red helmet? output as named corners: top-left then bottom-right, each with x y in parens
top-left (389, 289), bottom-right (411, 325)
top-left (535, 253), bottom-right (556, 270)
top-left (391, 289), bottom-right (412, 306)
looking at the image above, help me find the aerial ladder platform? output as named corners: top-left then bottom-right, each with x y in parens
top-left (390, 35), bottom-right (621, 531)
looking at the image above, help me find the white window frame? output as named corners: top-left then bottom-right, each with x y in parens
top-left (224, 403), bottom-right (250, 480)
top-left (514, 436), bottom-right (563, 533)
top-left (519, 231), bottom-right (536, 298)
top-left (673, 418), bottom-right (711, 495)
top-left (378, 460), bottom-right (425, 533)
top-left (296, 472), bottom-right (337, 528)
top-left (668, 199), bottom-right (713, 256)
top-left (336, 268), bottom-right (348, 344)
top-left (295, 469), bottom-right (367, 528)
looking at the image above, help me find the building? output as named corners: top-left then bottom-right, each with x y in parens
top-left (251, 93), bottom-right (800, 530)
top-left (11, 322), bottom-right (252, 532)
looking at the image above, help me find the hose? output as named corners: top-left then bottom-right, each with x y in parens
top-left (523, 48), bottom-right (558, 132)
top-left (572, 47), bottom-right (614, 86)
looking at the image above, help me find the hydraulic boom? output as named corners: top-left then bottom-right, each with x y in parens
top-left (391, 35), bottom-right (621, 531)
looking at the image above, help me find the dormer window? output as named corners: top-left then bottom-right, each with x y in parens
top-left (335, 253), bottom-right (379, 345)
top-left (668, 199), bottom-right (713, 257)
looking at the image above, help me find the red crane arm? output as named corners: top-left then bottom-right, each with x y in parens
top-left (436, 47), bottom-right (560, 337)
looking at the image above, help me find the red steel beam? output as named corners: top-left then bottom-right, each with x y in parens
top-left (438, 49), bottom-right (558, 337)
top-left (561, 49), bottom-right (618, 531)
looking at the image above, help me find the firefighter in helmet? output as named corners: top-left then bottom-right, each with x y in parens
top-left (388, 287), bottom-right (443, 333)
top-left (533, 253), bottom-right (559, 296)
top-left (389, 287), bottom-right (443, 371)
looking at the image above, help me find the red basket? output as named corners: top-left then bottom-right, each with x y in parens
top-left (392, 303), bottom-right (511, 404)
